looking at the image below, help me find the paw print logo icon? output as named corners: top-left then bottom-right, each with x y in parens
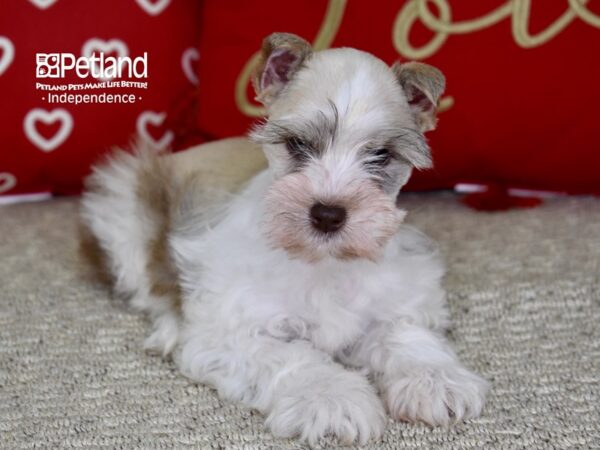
top-left (36, 53), bottom-right (60, 78)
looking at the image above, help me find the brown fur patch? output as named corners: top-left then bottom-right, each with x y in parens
top-left (135, 152), bottom-right (183, 314)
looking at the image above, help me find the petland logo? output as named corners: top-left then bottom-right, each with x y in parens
top-left (35, 48), bottom-right (149, 105)
top-left (36, 52), bottom-right (148, 79)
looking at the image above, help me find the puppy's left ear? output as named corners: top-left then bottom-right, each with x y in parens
top-left (252, 32), bottom-right (313, 107)
top-left (392, 62), bottom-right (445, 132)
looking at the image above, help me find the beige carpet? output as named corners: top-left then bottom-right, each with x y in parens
top-left (1, 194), bottom-right (598, 449)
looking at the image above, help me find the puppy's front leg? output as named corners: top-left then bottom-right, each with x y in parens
top-left (346, 321), bottom-right (489, 426)
top-left (178, 330), bottom-right (385, 446)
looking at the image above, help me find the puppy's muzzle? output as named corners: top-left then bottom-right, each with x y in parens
top-left (310, 202), bottom-right (347, 234)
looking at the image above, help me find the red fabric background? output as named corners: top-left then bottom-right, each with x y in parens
top-left (196, 1), bottom-right (600, 195)
top-left (0, 0), bottom-right (202, 197)
top-left (2, 1), bottom-right (599, 199)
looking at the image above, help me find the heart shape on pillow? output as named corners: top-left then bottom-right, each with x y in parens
top-left (0, 172), bottom-right (17, 194)
top-left (135, 0), bottom-right (171, 16)
top-left (181, 48), bottom-right (200, 86)
top-left (28, 0), bottom-right (58, 9)
top-left (136, 111), bottom-right (174, 149)
top-left (0, 37), bottom-right (15, 76)
top-left (81, 38), bottom-right (129, 81)
top-left (23, 108), bottom-right (74, 153)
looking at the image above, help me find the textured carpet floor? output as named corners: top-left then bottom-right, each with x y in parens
top-left (1, 194), bottom-right (599, 449)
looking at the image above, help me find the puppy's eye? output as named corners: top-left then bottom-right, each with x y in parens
top-left (370, 148), bottom-right (392, 166)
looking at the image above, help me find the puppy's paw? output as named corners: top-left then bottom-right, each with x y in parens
top-left (266, 371), bottom-right (386, 446)
top-left (386, 364), bottom-right (489, 426)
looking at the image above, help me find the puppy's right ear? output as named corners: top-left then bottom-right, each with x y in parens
top-left (252, 32), bottom-right (313, 107)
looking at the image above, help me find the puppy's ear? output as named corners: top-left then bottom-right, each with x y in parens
top-left (392, 62), bottom-right (445, 132)
top-left (252, 32), bottom-right (313, 106)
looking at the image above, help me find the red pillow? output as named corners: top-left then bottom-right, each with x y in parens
top-left (0, 0), bottom-right (203, 198)
top-left (195, 0), bottom-right (600, 196)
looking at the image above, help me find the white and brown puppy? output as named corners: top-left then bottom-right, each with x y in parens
top-left (81, 33), bottom-right (488, 446)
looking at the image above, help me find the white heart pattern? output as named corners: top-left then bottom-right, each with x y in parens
top-left (135, 0), bottom-right (171, 16)
top-left (81, 38), bottom-right (129, 81)
top-left (24, 108), bottom-right (74, 153)
top-left (28, 0), bottom-right (58, 9)
top-left (181, 48), bottom-right (200, 86)
top-left (0, 37), bottom-right (15, 76)
top-left (136, 111), bottom-right (174, 149)
top-left (0, 172), bottom-right (17, 194)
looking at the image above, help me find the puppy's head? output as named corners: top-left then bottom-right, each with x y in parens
top-left (251, 33), bottom-right (445, 263)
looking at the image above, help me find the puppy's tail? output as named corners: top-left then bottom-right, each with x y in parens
top-left (80, 141), bottom-right (181, 355)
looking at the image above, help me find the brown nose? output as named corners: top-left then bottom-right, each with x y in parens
top-left (310, 202), bottom-right (347, 233)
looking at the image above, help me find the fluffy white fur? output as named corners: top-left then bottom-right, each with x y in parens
top-left (81, 40), bottom-right (488, 446)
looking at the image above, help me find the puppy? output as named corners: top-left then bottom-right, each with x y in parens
top-left (81, 33), bottom-right (489, 446)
